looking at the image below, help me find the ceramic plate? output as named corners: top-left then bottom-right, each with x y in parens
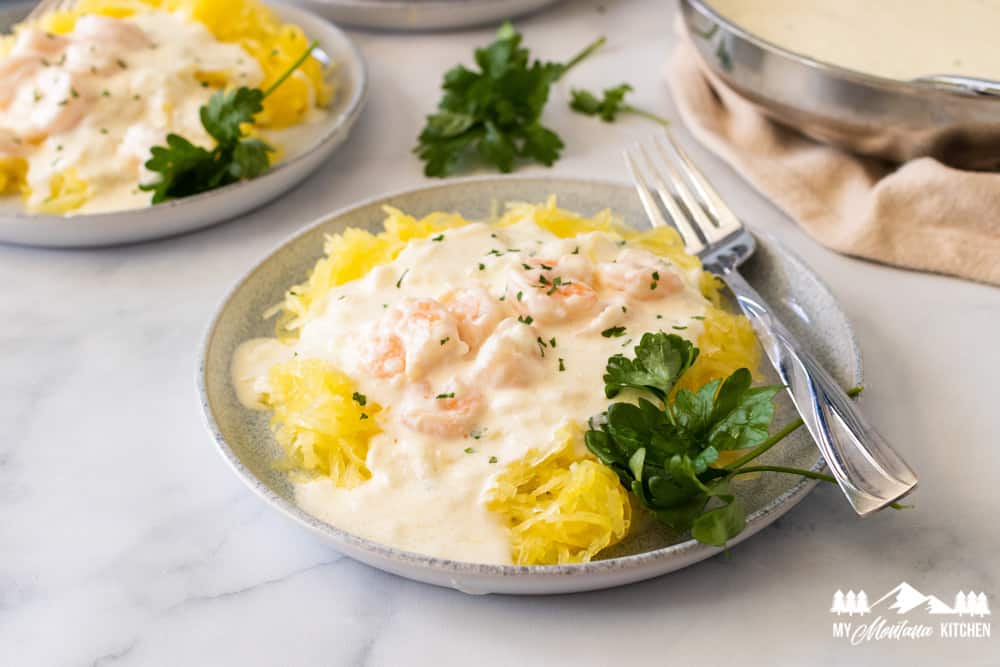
top-left (0, 2), bottom-right (367, 248)
top-left (288, 0), bottom-right (562, 31)
top-left (199, 176), bottom-right (862, 595)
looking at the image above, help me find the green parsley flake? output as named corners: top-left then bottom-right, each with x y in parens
top-left (436, 392), bottom-right (456, 399)
top-left (352, 392), bottom-right (367, 406)
top-left (601, 326), bottom-right (626, 338)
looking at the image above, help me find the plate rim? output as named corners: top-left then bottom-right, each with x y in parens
top-left (0, 2), bottom-right (369, 226)
top-left (197, 174), bottom-right (861, 578)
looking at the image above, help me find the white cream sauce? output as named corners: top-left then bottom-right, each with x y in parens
top-left (233, 220), bottom-right (710, 563)
top-left (0, 12), bottom-right (327, 215)
top-left (707, 0), bottom-right (1000, 81)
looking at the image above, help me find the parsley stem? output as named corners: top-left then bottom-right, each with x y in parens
top-left (560, 36), bottom-right (607, 77)
top-left (727, 463), bottom-right (909, 510)
top-left (263, 40), bottom-right (319, 99)
top-left (622, 105), bottom-right (671, 127)
top-left (730, 465), bottom-right (835, 483)
top-left (723, 385), bottom-right (864, 470)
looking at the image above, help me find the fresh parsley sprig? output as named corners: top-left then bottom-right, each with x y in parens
top-left (585, 332), bottom-right (886, 548)
top-left (570, 83), bottom-right (670, 126)
top-left (141, 41), bottom-right (319, 204)
top-left (415, 22), bottom-right (605, 177)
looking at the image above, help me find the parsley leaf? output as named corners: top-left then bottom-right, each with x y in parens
top-left (415, 22), bottom-right (605, 177)
top-left (585, 332), bottom-right (886, 548)
top-left (603, 332), bottom-right (698, 400)
top-left (141, 41), bottom-right (318, 204)
top-left (570, 83), bottom-right (670, 126)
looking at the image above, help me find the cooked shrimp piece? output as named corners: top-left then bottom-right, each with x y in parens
top-left (470, 317), bottom-right (544, 388)
top-left (72, 15), bottom-right (151, 51)
top-left (359, 297), bottom-right (468, 380)
top-left (598, 248), bottom-right (684, 301)
top-left (16, 68), bottom-right (91, 141)
top-left (508, 257), bottom-right (599, 324)
top-left (580, 298), bottom-right (630, 336)
top-left (11, 27), bottom-right (67, 57)
top-left (442, 287), bottom-right (507, 349)
top-left (0, 129), bottom-right (24, 157)
top-left (400, 384), bottom-right (485, 438)
top-left (0, 55), bottom-right (42, 108)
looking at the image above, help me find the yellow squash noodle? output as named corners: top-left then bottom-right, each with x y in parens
top-left (486, 424), bottom-right (632, 566)
top-left (265, 358), bottom-right (381, 489)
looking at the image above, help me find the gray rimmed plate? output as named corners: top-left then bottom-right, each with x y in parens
top-left (288, 0), bottom-right (562, 31)
top-left (0, 2), bottom-right (367, 248)
top-left (198, 176), bottom-right (861, 595)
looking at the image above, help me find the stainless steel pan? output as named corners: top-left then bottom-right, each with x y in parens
top-left (679, 0), bottom-right (1000, 168)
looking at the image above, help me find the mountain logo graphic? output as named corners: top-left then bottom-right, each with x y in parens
top-left (831, 582), bottom-right (992, 617)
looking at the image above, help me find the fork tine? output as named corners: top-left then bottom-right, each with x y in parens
top-left (626, 144), bottom-right (707, 254)
top-left (661, 131), bottom-right (743, 237)
top-left (650, 135), bottom-right (727, 244)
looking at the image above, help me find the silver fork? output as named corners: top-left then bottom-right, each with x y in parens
top-left (24, 0), bottom-right (76, 24)
top-left (625, 131), bottom-right (918, 516)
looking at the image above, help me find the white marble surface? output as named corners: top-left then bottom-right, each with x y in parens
top-left (2, 1), bottom-right (999, 664)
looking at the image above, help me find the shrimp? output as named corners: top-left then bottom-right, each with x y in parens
top-left (65, 16), bottom-right (150, 75)
top-left (15, 67), bottom-right (91, 141)
top-left (71, 15), bottom-right (151, 51)
top-left (441, 287), bottom-right (507, 349)
top-left (400, 384), bottom-right (485, 438)
top-left (507, 257), bottom-right (599, 324)
top-left (11, 27), bottom-right (67, 58)
top-left (598, 248), bottom-right (684, 301)
top-left (0, 129), bottom-right (24, 157)
top-left (359, 297), bottom-right (468, 380)
top-left (469, 317), bottom-right (544, 388)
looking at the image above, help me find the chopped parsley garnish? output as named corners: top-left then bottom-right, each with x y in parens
top-left (395, 268), bottom-right (409, 288)
top-left (516, 291), bottom-right (523, 301)
top-left (359, 413), bottom-right (369, 420)
top-left (431, 233), bottom-right (445, 242)
top-left (464, 447), bottom-right (475, 454)
top-left (517, 315), bottom-right (534, 325)
top-left (601, 326), bottom-right (627, 338)
top-left (672, 325), bottom-right (688, 331)
top-left (489, 456), bottom-right (498, 464)
top-left (436, 392), bottom-right (456, 399)
top-left (440, 337), bottom-right (450, 345)
top-left (692, 315), bottom-right (706, 321)
top-left (536, 337), bottom-right (547, 357)
top-left (558, 358), bottom-right (566, 372)
top-left (478, 263), bottom-right (485, 271)
top-left (352, 392), bottom-right (367, 406)
top-left (549, 337), bottom-right (557, 348)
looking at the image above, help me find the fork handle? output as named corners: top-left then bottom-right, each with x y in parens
top-left (720, 269), bottom-right (918, 516)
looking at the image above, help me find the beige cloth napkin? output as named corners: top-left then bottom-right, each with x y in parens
top-left (668, 42), bottom-right (1000, 286)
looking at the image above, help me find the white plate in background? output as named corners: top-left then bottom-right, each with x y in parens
top-left (0, 3), bottom-right (367, 248)
top-left (288, 0), bottom-right (562, 31)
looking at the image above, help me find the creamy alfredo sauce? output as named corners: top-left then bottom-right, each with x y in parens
top-left (707, 0), bottom-right (1000, 81)
top-left (0, 12), bottom-right (326, 214)
top-left (233, 220), bottom-right (710, 564)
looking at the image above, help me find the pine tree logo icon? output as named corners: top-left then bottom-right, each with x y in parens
top-left (831, 590), bottom-right (871, 616)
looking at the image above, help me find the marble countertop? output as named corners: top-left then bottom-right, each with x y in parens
top-left (2, 1), bottom-right (998, 664)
